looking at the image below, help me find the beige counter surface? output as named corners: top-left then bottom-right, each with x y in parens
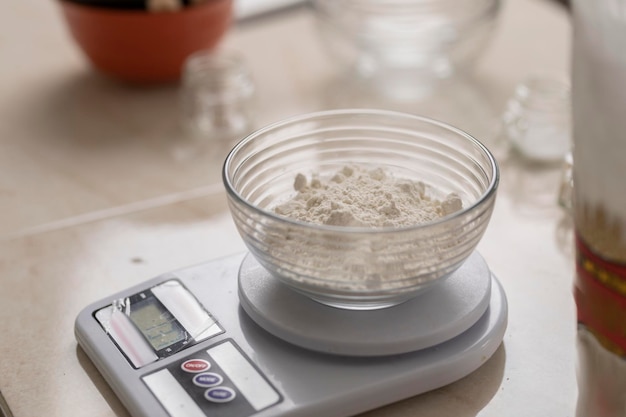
top-left (0, 1), bottom-right (576, 416)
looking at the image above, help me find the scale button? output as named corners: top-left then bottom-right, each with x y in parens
top-left (193, 372), bottom-right (223, 388)
top-left (181, 359), bottom-right (210, 373)
top-left (205, 387), bottom-right (236, 403)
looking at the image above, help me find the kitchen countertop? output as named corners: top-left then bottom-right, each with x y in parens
top-left (0, 0), bottom-right (576, 416)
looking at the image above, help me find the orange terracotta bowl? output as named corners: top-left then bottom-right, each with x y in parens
top-left (58, 0), bottom-right (233, 83)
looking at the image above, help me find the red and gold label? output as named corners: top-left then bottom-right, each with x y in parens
top-left (575, 234), bottom-right (626, 356)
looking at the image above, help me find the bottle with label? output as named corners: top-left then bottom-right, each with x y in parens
top-left (572, 1), bottom-right (626, 416)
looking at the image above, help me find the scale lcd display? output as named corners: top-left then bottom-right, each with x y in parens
top-left (129, 297), bottom-right (187, 351)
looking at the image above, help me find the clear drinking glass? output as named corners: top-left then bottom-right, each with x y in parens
top-left (502, 75), bottom-right (571, 163)
top-left (180, 50), bottom-right (255, 141)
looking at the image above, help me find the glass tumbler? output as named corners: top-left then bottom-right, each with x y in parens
top-left (180, 50), bottom-right (256, 141)
top-left (502, 76), bottom-right (571, 163)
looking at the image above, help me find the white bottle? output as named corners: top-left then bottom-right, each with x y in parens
top-left (572, 1), bottom-right (626, 415)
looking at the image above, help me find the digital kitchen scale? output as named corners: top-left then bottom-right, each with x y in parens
top-left (75, 251), bottom-right (507, 417)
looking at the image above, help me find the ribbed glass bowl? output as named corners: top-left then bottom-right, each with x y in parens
top-left (313, 0), bottom-right (500, 83)
top-left (223, 109), bottom-right (498, 310)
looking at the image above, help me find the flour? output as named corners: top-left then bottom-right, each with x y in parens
top-left (273, 165), bottom-right (463, 228)
top-left (262, 164), bottom-right (470, 300)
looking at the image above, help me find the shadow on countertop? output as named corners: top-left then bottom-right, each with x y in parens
top-left (76, 345), bottom-right (131, 417)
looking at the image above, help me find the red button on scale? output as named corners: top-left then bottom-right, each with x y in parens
top-left (181, 359), bottom-right (210, 373)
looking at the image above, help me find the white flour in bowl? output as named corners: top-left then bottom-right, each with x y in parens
top-left (273, 165), bottom-right (462, 227)
top-left (259, 164), bottom-right (471, 299)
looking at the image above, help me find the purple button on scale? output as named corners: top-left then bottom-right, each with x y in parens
top-left (205, 386), bottom-right (236, 403)
top-left (193, 372), bottom-right (224, 388)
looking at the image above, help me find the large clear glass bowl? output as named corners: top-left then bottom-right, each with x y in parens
top-left (313, 0), bottom-right (500, 85)
top-left (223, 109), bottom-right (499, 310)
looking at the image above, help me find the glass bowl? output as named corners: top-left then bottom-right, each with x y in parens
top-left (313, 0), bottom-right (500, 86)
top-left (223, 109), bottom-right (499, 310)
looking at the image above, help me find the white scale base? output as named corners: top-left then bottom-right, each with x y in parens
top-left (75, 251), bottom-right (508, 417)
top-left (239, 251), bottom-right (497, 356)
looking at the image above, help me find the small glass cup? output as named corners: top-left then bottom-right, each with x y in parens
top-left (502, 75), bottom-right (571, 163)
top-left (180, 50), bottom-right (256, 141)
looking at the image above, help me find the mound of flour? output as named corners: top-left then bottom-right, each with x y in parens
top-left (273, 165), bottom-right (462, 227)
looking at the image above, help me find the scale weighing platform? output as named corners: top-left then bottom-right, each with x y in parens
top-left (75, 251), bottom-right (508, 417)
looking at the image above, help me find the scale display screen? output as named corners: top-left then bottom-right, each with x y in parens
top-left (95, 279), bottom-right (224, 368)
top-left (129, 297), bottom-right (187, 351)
